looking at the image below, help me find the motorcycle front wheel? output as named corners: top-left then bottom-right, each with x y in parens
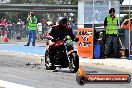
top-left (69, 53), bottom-right (79, 73)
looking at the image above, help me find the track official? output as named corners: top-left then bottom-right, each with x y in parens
top-left (25, 12), bottom-right (37, 46)
top-left (104, 8), bottom-right (119, 58)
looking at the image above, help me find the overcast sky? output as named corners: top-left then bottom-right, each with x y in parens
top-left (122, 0), bottom-right (132, 5)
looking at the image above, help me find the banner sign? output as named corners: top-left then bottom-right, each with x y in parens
top-left (78, 28), bottom-right (94, 58)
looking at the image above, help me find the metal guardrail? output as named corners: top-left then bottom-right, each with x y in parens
top-left (0, 4), bottom-right (131, 13)
top-left (0, 4), bottom-right (77, 9)
top-left (120, 10), bottom-right (132, 14)
top-left (0, 4), bottom-right (131, 9)
top-left (0, 9), bottom-right (130, 14)
top-left (0, 9), bottom-right (77, 13)
top-left (0, 24), bottom-right (27, 39)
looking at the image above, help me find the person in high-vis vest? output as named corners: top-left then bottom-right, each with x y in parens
top-left (104, 8), bottom-right (118, 58)
top-left (25, 12), bottom-right (37, 46)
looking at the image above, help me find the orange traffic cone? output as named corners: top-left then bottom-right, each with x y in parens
top-left (4, 31), bottom-right (8, 42)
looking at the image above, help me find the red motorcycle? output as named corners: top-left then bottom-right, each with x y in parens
top-left (45, 36), bottom-right (79, 73)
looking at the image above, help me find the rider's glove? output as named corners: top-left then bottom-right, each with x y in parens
top-left (74, 38), bottom-right (79, 42)
top-left (51, 39), bottom-right (56, 42)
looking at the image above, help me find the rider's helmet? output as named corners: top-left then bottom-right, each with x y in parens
top-left (58, 17), bottom-right (68, 27)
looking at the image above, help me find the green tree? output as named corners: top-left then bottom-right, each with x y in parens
top-left (0, 13), bottom-right (6, 19)
top-left (1, 0), bottom-right (78, 23)
top-left (8, 0), bottom-right (77, 4)
top-left (9, 0), bottom-right (31, 4)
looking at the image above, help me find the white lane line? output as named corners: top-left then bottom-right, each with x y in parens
top-left (0, 80), bottom-right (34, 88)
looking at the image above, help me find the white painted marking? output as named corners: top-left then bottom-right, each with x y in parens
top-left (0, 80), bottom-right (34, 88)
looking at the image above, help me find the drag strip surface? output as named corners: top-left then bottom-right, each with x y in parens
top-left (0, 54), bottom-right (131, 88)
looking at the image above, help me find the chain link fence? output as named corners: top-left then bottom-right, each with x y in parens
top-left (0, 23), bottom-right (27, 39)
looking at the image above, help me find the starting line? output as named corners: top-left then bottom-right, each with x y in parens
top-left (0, 80), bottom-right (34, 88)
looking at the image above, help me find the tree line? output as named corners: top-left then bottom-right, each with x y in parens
top-left (0, 0), bottom-right (77, 23)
